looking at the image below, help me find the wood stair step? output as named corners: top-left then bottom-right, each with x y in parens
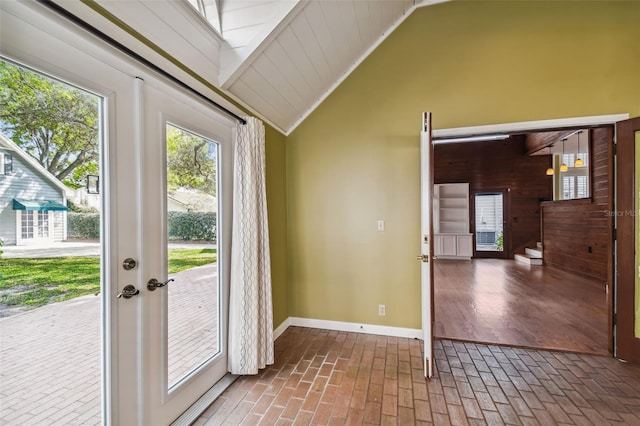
top-left (514, 253), bottom-right (543, 266)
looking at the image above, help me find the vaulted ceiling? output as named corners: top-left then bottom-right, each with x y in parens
top-left (55, 0), bottom-right (448, 134)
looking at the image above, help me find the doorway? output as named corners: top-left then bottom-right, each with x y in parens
top-left (0, 2), bottom-right (237, 421)
top-left (430, 116), bottom-right (624, 356)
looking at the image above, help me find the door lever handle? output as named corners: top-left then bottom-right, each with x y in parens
top-left (147, 278), bottom-right (174, 291)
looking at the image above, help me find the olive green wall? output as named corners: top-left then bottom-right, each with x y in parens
top-left (265, 125), bottom-right (288, 328)
top-left (286, 1), bottom-right (640, 329)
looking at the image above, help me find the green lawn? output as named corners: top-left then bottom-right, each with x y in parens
top-left (0, 248), bottom-right (216, 308)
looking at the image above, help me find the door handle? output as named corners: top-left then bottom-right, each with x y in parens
top-left (147, 278), bottom-right (174, 291)
top-left (117, 285), bottom-right (140, 299)
top-left (416, 255), bottom-right (429, 262)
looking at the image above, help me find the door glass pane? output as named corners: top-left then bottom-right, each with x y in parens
top-left (0, 59), bottom-right (103, 424)
top-left (475, 193), bottom-right (504, 252)
top-left (21, 211), bottom-right (33, 239)
top-left (166, 123), bottom-right (220, 389)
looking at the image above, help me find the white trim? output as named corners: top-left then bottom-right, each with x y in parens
top-left (285, 317), bottom-right (422, 340)
top-left (432, 114), bottom-right (630, 139)
top-left (273, 317), bottom-right (291, 341)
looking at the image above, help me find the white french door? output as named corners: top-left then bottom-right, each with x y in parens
top-left (17, 210), bottom-right (51, 243)
top-left (2, 2), bottom-right (236, 424)
top-left (420, 112), bottom-right (435, 378)
top-left (134, 78), bottom-right (233, 424)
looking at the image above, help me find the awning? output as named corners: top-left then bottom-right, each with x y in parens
top-left (12, 199), bottom-right (68, 211)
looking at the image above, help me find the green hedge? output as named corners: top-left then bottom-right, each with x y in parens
top-left (68, 213), bottom-right (100, 239)
top-left (168, 212), bottom-right (216, 242)
top-left (68, 212), bottom-right (217, 242)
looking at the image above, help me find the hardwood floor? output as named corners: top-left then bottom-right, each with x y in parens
top-left (195, 327), bottom-right (640, 425)
top-left (434, 259), bottom-right (609, 355)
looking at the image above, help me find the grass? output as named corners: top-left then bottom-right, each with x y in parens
top-left (0, 248), bottom-right (216, 308)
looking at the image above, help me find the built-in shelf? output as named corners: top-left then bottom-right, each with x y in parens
top-left (434, 183), bottom-right (472, 259)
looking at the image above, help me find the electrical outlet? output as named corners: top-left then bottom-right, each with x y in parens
top-left (378, 304), bottom-right (386, 316)
top-left (377, 220), bottom-right (385, 232)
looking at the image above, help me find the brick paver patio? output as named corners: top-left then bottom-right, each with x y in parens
top-left (0, 263), bottom-right (218, 425)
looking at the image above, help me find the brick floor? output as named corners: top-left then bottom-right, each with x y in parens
top-left (195, 326), bottom-right (640, 425)
top-left (3, 296), bottom-right (640, 425)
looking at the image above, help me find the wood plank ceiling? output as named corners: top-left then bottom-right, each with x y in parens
top-left (221, 0), bottom-right (417, 132)
top-left (54, 0), bottom-right (447, 134)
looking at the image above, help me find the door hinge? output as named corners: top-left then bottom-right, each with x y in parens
top-left (613, 228), bottom-right (617, 241)
top-left (613, 143), bottom-right (617, 156)
top-left (613, 312), bottom-right (617, 326)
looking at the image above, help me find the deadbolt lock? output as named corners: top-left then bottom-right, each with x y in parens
top-left (122, 258), bottom-right (137, 270)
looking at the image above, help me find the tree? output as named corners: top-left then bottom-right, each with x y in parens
top-left (0, 60), bottom-right (99, 187)
top-left (167, 124), bottom-right (217, 195)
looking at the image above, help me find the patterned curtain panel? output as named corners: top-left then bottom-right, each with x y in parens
top-left (229, 117), bottom-right (274, 375)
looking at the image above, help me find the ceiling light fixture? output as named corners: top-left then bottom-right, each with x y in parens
top-left (560, 138), bottom-right (568, 172)
top-left (546, 143), bottom-right (555, 175)
top-left (574, 131), bottom-right (584, 167)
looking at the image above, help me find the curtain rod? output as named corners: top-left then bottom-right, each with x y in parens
top-left (35, 0), bottom-right (247, 126)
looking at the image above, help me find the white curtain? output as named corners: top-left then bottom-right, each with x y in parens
top-left (228, 117), bottom-right (274, 375)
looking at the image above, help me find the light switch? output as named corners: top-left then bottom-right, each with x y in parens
top-left (377, 220), bottom-right (385, 232)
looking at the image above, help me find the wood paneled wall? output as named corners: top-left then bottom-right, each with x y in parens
top-left (434, 136), bottom-right (552, 257)
top-left (541, 127), bottom-right (614, 282)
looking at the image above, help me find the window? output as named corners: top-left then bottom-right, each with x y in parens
top-left (552, 130), bottom-right (590, 201)
top-left (0, 152), bottom-right (13, 175)
top-left (558, 153), bottom-right (589, 200)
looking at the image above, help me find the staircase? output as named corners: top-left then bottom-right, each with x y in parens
top-left (515, 242), bottom-right (543, 266)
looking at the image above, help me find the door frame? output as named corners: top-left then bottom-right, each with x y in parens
top-left (471, 188), bottom-right (511, 259)
top-left (426, 113), bottom-right (628, 361)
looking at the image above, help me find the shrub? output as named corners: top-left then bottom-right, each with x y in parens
top-left (168, 211), bottom-right (216, 242)
top-left (68, 213), bottom-right (100, 239)
top-left (496, 230), bottom-right (504, 251)
top-left (67, 212), bottom-right (217, 242)
top-left (67, 200), bottom-right (98, 213)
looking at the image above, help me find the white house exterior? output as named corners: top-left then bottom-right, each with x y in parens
top-left (0, 133), bottom-right (72, 245)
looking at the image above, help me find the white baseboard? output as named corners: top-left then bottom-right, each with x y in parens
top-left (274, 316), bottom-right (422, 340)
top-left (273, 317), bottom-right (291, 340)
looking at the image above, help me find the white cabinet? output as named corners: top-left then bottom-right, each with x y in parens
top-left (438, 235), bottom-right (457, 256)
top-left (434, 183), bottom-right (473, 259)
top-left (456, 234), bottom-right (473, 258)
